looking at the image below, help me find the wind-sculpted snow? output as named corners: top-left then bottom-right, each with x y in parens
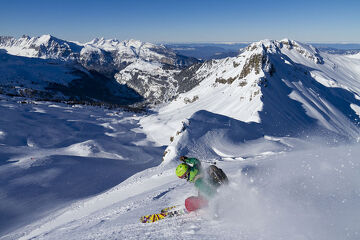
top-left (161, 110), bottom-right (357, 165)
top-left (0, 96), bottom-right (164, 236)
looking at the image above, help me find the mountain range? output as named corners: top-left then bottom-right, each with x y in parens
top-left (1, 35), bottom-right (360, 139)
top-left (0, 35), bottom-right (199, 105)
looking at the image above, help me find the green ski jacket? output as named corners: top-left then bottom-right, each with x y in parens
top-left (184, 157), bottom-right (217, 199)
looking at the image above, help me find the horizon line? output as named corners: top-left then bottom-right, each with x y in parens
top-left (2, 34), bottom-right (360, 45)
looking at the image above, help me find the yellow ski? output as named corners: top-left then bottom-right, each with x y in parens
top-left (140, 205), bottom-right (186, 223)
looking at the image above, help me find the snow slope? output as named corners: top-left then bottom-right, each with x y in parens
top-left (0, 49), bottom-right (76, 89)
top-left (3, 108), bottom-right (360, 240)
top-left (0, 96), bottom-right (164, 236)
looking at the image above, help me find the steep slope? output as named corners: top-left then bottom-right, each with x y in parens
top-left (79, 45), bottom-right (116, 77)
top-left (114, 59), bottom-right (179, 104)
top-left (141, 39), bottom-right (360, 145)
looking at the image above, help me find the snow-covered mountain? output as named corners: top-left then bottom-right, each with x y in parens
top-left (81, 38), bottom-right (199, 79)
top-left (88, 38), bottom-right (192, 66)
top-left (0, 35), bottom-right (199, 104)
top-left (2, 35), bottom-right (360, 128)
top-left (141, 39), bottom-right (360, 146)
top-left (0, 35), bottom-right (81, 60)
top-left (0, 50), bottom-right (143, 105)
top-left (0, 35), bottom-right (197, 68)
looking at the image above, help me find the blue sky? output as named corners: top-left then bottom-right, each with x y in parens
top-left (1, 0), bottom-right (359, 43)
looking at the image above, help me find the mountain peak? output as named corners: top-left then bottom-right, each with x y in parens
top-left (20, 34), bottom-right (31, 40)
top-left (88, 37), bottom-right (124, 51)
top-left (243, 39), bottom-right (323, 64)
top-left (122, 39), bottom-right (144, 48)
top-left (88, 37), bottom-right (99, 44)
top-left (37, 34), bottom-right (53, 44)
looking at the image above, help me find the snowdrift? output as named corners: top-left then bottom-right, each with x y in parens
top-left (0, 97), bottom-right (163, 236)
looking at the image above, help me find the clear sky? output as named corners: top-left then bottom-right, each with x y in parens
top-left (1, 0), bottom-right (359, 43)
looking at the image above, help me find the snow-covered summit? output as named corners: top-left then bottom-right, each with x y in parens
top-left (87, 37), bottom-right (120, 48)
top-left (88, 38), bottom-right (158, 51)
top-left (0, 34), bottom-right (81, 60)
top-left (243, 38), bottom-right (323, 64)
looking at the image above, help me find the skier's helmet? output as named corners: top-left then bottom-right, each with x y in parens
top-left (176, 163), bottom-right (189, 178)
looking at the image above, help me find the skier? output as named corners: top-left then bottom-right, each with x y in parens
top-left (175, 156), bottom-right (228, 212)
top-left (140, 156), bottom-right (228, 223)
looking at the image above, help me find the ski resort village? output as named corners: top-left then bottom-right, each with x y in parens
top-left (1, 1), bottom-right (360, 239)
